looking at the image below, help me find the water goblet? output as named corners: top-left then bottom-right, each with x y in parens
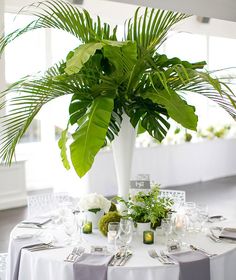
top-left (161, 218), bottom-right (173, 245)
top-left (108, 222), bottom-right (120, 251)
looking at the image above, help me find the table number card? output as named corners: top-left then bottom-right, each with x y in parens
top-left (130, 174), bottom-right (151, 196)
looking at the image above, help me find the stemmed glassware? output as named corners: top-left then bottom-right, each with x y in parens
top-left (117, 219), bottom-right (133, 250)
top-left (63, 210), bottom-right (84, 245)
top-left (108, 222), bottom-right (120, 251)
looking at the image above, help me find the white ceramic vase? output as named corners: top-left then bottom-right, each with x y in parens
top-left (85, 210), bottom-right (104, 229)
top-left (136, 222), bottom-right (151, 235)
top-left (112, 114), bottom-right (136, 200)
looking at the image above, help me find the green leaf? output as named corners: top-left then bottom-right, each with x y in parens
top-left (58, 128), bottom-right (70, 170)
top-left (103, 41), bottom-right (137, 73)
top-left (70, 97), bottom-right (114, 177)
top-left (137, 121), bottom-right (146, 134)
top-left (143, 89), bottom-right (198, 131)
top-left (65, 42), bottom-right (104, 75)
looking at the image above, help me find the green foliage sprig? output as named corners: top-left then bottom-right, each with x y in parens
top-left (115, 186), bottom-right (173, 226)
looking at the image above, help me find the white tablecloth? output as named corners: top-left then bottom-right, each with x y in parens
top-left (6, 222), bottom-right (236, 280)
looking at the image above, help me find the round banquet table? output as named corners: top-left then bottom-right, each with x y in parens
top-left (6, 220), bottom-right (236, 280)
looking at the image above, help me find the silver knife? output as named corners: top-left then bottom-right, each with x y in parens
top-left (119, 252), bottom-right (132, 266)
top-left (190, 245), bottom-right (217, 257)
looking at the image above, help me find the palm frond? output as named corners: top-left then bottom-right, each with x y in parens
top-left (125, 8), bottom-right (189, 56)
top-left (0, 61), bottom-right (93, 163)
top-left (0, 0), bottom-right (117, 55)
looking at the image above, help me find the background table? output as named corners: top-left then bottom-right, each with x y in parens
top-left (6, 221), bottom-right (236, 280)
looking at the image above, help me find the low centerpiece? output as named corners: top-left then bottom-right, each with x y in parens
top-left (116, 186), bottom-right (173, 233)
top-left (78, 193), bottom-right (111, 228)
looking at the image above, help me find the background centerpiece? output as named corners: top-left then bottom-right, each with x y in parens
top-left (78, 193), bottom-right (111, 228)
top-left (0, 0), bottom-right (236, 199)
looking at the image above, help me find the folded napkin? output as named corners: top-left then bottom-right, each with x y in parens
top-left (8, 237), bottom-right (40, 280)
top-left (219, 228), bottom-right (236, 240)
top-left (73, 253), bottom-right (113, 280)
top-left (170, 251), bottom-right (211, 280)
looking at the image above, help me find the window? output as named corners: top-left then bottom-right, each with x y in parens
top-left (4, 13), bottom-right (47, 83)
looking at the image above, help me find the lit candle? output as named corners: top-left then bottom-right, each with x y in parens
top-left (107, 230), bottom-right (117, 244)
top-left (83, 221), bottom-right (92, 234)
top-left (174, 214), bottom-right (186, 234)
top-left (143, 231), bottom-right (154, 244)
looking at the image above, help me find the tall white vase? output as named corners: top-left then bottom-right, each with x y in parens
top-left (112, 114), bottom-right (136, 200)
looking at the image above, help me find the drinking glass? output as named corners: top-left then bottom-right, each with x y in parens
top-left (172, 214), bottom-right (187, 244)
top-left (161, 218), bottom-right (173, 245)
top-left (63, 211), bottom-right (84, 245)
top-left (108, 222), bottom-right (120, 250)
top-left (118, 219), bottom-right (133, 250)
top-left (196, 204), bottom-right (209, 232)
top-left (183, 202), bottom-right (197, 232)
top-left (63, 213), bottom-right (78, 245)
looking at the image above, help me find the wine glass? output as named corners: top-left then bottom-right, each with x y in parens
top-left (108, 222), bottom-right (120, 251)
top-left (118, 219), bottom-right (133, 250)
top-left (62, 212), bottom-right (78, 245)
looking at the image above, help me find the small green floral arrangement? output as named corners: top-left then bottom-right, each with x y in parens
top-left (98, 211), bottom-right (121, 236)
top-left (115, 186), bottom-right (173, 227)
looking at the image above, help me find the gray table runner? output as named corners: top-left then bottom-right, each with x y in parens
top-left (8, 238), bottom-right (39, 280)
top-left (171, 251), bottom-right (211, 280)
top-left (73, 253), bottom-right (113, 280)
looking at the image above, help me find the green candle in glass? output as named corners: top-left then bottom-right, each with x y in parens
top-left (83, 221), bottom-right (92, 234)
top-left (143, 231), bottom-right (154, 244)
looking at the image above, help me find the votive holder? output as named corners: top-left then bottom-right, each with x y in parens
top-left (143, 230), bottom-right (154, 244)
top-left (83, 221), bottom-right (92, 234)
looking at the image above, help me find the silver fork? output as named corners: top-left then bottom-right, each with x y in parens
top-left (65, 246), bottom-right (85, 262)
top-left (160, 250), bottom-right (176, 264)
top-left (148, 249), bottom-right (174, 265)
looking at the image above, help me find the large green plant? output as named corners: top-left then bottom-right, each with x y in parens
top-left (0, 1), bottom-right (235, 177)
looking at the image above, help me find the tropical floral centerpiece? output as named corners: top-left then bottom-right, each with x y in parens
top-left (0, 0), bottom-right (235, 184)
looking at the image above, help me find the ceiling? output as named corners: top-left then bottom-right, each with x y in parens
top-left (4, 0), bottom-right (236, 39)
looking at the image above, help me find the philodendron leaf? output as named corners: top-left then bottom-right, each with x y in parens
top-left (70, 97), bottom-right (114, 177)
top-left (65, 42), bottom-right (104, 75)
top-left (143, 89), bottom-right (198, 130)
top-left (58, 128), bottom-right (70, 170)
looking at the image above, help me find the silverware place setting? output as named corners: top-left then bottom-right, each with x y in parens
top-left (148, 249), bottom-right (175, 265)
top-left (64, 246), bottom-right (85, 263)
top-left (26, 242), bottom-right (63, 252)
top-left (189, 244), bottom-right (217, 257)
top-left (109, 250), bottom-right (133, 266)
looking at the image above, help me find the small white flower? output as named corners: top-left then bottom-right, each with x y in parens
top-left (78, 193), bottom-right (111, 213)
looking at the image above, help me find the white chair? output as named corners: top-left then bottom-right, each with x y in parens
top-left (27, 192), bottom-right (71, 218)
top-left (0, 253), bottom-right (7, 280)
top-left (159, 189), bottom-right (186, 205)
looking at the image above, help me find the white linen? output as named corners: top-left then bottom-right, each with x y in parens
top-left (6, 221), bottom-right (236, 280)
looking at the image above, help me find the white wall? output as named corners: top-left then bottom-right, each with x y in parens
top-left (88, 139), bottom-right (236, 196)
